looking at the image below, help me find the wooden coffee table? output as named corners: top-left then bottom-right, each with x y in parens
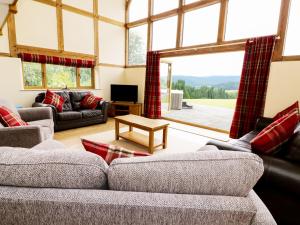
top-left (115, 114), bottom-right (169, 154)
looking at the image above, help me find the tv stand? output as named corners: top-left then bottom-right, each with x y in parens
top-left (108, 102), bottom-right (142, 117)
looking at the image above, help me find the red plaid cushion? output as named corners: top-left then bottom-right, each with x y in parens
top-left (81, 94), bottom-right (102, 109)
top-left (273, 101), bottom-right (299, 121)
top-left (81, 139), bottom-right (151, 164)
top-left (0, 106), bottom-right (28, 127)
top-left (42, 89), bottom-right (65, 112)
top-left (251, 111), bottom-right (299, 154)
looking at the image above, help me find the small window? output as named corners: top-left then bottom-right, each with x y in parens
top-left (23, 62), bottom-right (43, 88)
top-left (183, 4), bottom-right (220, 46)
top-left (284, 0), bottom-right (300, 56)
top-left (153, 0), bottom-right (179, 15)
top-left (129, 0), bottom-right (148, 22)
top-left (79, 67), bottom-right (93, 87)
top-left (152, 16), bottom-right (178, 51)
top-left (128, 24), bottom-right (148, 65)
top-left (225, 0), bottom-right (281, 40)
top-left (46, 64), bottom-right (76, 89)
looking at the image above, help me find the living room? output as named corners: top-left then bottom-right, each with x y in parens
top-left (0, 0), bottom-right (299, 224)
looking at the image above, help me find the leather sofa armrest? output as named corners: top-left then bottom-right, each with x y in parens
top-left (206, 140), bottom-right (252, 153)
top-left (0, 126), bottom-right (43, 148)
top-left (255, 117), bottom-right (273, 131)
top-left (259, 155), bottom-right (300, 197)
top-left (18, 107), bottom-right (53, 122)
top-left (98, 101), bottom-right (109, 122)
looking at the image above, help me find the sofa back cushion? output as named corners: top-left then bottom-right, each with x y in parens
top-left (108, 150), bottom-right (264, 197)
top-left (36, 91), bottom-right (72, 111)
top-left (0, 147), bottom-right (108, 189)
top-left (69, 91), bottom-right (90, 110)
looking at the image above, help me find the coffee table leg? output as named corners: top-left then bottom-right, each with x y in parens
top-left (129, 125), bottom-right (133, 132)
top-left (163, 126), bottom-right (168, 149)
top-left (115, 119), bottom-right (119, 140)
top-left (149, 131), bottom-right (154, 154)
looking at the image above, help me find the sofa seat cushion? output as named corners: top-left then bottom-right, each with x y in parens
top-left (58, 111), bottom-right (82, 121)
top-left (80, 110), bottom-right (102, 119)
top-left (0, 147), bottom-right (108, 189)
top-left (108, 150), bottom-right (264, 197)
top-left (28, 119), bottom-right (53, 139)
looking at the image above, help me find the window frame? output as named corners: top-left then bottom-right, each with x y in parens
top-left (126, 0), bottom-right (297, 66)
top-left (22, 62), bottom-right (95, 90)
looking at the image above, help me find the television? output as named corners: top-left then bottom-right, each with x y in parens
top-left (111, 84), bottom-right (138, 103)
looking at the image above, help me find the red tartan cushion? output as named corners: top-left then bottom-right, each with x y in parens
top-left (81, 139), bottom-right (151, 164)
top-left (81, 94), bottom-right (102, 109)
top-left (42, 90), bottom-right (65, 112)
top-left (273, 101), bottom-right (299, 121)
top-left (251, 111), bottom-right (299, 154)
top-left (0, 106), bottom-right (28, 127)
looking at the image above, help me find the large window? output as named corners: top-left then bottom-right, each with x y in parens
top-left (284, 0), bottom-right (300, 56)
top-left (23, 63), bottom-right (94, 89)
top-left (225, 0), bottom-right (281, 40)
top-left (128, 0), bottom-right (148, 22)
top-left (128, 24), bottom-right (148, 65)
top-left (153, 0), bottom-right (179, 15)
top-left (152, 16), bottom-right (178, 50)
top-left (183, 4), bottom-right (220, 46)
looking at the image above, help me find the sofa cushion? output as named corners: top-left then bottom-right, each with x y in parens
top-left (0, 147), bottom-right (108, 189)
top-left (108, 150), bottom-right (264, 197)
top-left (80, 109), bottom-right (102, 119)
top-left (58, 111), bottom-right (82, 121)
top-left (251, 111), bottom-right (299, 154)
top-left (0, 106), bottom-right (28, 127)
top-left (32, 139), bottom-right (66, 151)
top-left (69, 91), bottom-right (89, 110)
top-left (82, 139), bottom-right (151, 164)
top-left (283, 130), bottom-right (300, 162)
top-left (273, 101), bottom-right (299, 121)
top-left (59, 91), bottom-right (73, 111)
top-left (0, 98), bottom-right (19, 116)
top-left (81, 94), bottom-right (102, 110)
top-left (28, 119), bottom-right (53, 139)
top-left (42, 90), bottom-right (65, 112)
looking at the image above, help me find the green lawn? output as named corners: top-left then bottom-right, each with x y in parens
top-left (184, 99), bottom-right (237, 109)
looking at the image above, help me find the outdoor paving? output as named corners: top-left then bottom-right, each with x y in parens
top-left (162, 103), bottom-right (234, 131)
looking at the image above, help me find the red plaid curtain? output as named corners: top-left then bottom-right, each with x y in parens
top-left (229, 36), bottom-right (276, 139)
top-left (144, 51), bottom-right (161, 119)
top-left (18, 53), bottom-right (95, 68)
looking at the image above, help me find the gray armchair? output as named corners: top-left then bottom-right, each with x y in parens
top-left (0, 107), bottom-right (54, 148)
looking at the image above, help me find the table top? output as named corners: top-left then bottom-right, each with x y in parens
top-left (115, 114), bottom-right (169, 130)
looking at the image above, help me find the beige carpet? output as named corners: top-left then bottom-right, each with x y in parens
top-left (78, 126), bottom-right (209, 155)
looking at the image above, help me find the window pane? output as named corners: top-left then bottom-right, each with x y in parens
top-left (128, 25), bottom-right (148, 65)
top-left (129, 0), bottom-right (148, 22)
top-left (153, 0), bottom-right (179, 15)
top-left (46, 64), bottom-right (76, 89)
top-left (284, 0), bottom-right (300, 56)
top-left (23, 62), bottom-right (42, 87)
top-left (185, 0), bottom-right (199, 4)
top-left (225, 0), bottom-right (281, 40)
top-left (152, 16), bottom-right (178, 50)
top-left (80, 68), bottom-right (92, 87)
top-left (183, 4), bottom-right (220, 46)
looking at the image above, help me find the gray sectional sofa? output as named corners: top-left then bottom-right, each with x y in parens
top-left (0, 141), bottom-right (276, 225)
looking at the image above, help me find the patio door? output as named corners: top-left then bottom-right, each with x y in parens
top-left (160, 62), bottom-right (172, 112)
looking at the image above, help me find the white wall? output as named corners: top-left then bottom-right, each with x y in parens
top-left (264, 61), bottom-right (300, 117)
top-left (124, 67), bottom-right (146, 103)
top-left (15, 0), bottom-right (58, 49)
top-left (0, 23), bottom-right (9, 53)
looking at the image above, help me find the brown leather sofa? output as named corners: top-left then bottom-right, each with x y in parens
top-left (207, 117), bottom-right (300, 225)
top-left (33, 91), bottom-right (108, 132)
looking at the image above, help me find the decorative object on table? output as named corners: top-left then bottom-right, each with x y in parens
top-left (81, 139), bottom-right (151, 164)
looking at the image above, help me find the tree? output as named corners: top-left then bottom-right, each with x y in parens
top-left (128, 31), bottom-right (146, 65)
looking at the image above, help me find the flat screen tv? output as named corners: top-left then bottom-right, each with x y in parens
top-left (111, 84), bottom-right (138, 103)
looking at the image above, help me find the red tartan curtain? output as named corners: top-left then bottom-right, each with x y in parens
top-left (18, 53), bottom-right (95, 68)
top-left (144, 51), bottom-right (161, 119)
top-left (229, 36), bottom-right (276, 139)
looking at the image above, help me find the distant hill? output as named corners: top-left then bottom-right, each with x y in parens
top-left (171, 75), bottom-right (240, 90)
